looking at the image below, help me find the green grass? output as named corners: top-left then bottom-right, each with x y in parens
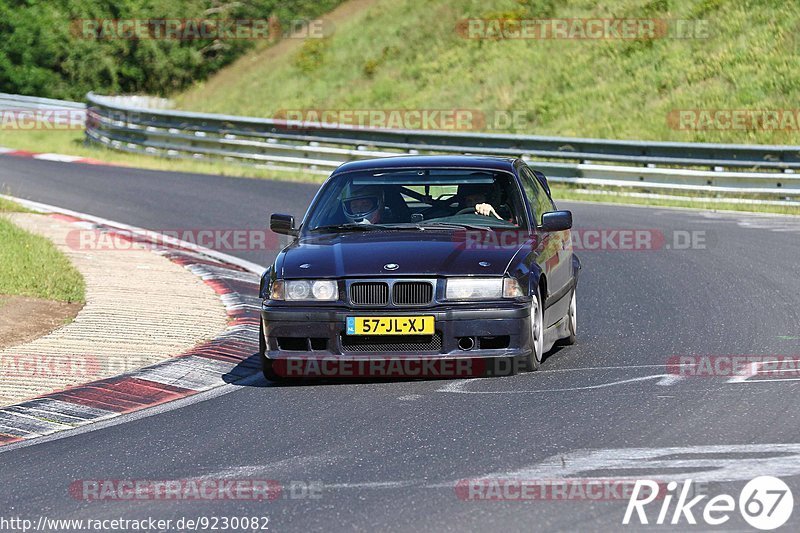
top-left (176, 0), bottom-right (800, 146)
top-left (0, 197), bottom-right (31, 213)
top-left (0, 214), bottom-right (86, 303)
top-left (2, 0), bottom-right (799, 216)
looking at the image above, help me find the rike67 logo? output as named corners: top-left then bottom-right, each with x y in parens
top-left (624, 476), bottom-right (793, 530)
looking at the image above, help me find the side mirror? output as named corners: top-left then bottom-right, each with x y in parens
top-left (270, 213), bottom-right (298, 236)
top-left (539, 210), bottom-right (572, 232)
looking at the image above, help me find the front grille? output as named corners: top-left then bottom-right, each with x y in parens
top-left (392, 281), bottom-right (433, 305)
top-left (341, 332), bottom-right (443, 352)
top-left (350, 282), bottom-right (389, 305)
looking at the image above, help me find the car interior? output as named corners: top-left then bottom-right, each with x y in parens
top-left (308, 170), bottom-right (525, 229)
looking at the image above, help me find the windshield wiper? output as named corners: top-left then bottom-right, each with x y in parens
top-left (419, 222), bottom-right (494, 231)
top-left (312, 223), bottom-right (436, 232)
top-left (310, 223), bottom-right (391, 232)
top-left (311, 222), bottom-right (498, 233)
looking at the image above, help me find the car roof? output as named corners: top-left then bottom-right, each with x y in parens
top-left (330, 155), bottom-right (519, 176)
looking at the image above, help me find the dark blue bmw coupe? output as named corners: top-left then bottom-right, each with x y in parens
top-left (259, 155), bottom-right (580, 380)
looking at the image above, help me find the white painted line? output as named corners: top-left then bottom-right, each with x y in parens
top-left (538, 364), bottom-right (689, 373)
top-left (730, 377), bottom-right (800, 383)
top-left (562, 198), bottom-right (800, 219)
top-left (195, 453), bottom-right (344, 479)
top-left (0, 411), bottom-right (72, 435)
top-left (0, 194), bottom-right (266, 450)
top-left (19, 399), bottom-right (117, 421)
top-left (437, 374), bottom-right (678, 394)
top-left (0, 423), bottom-right (38, 437)
top-left (187, 264), bottom-right (260, 285)
top-left (569, 188), bottom-right (800, 207)
top-left (0, 194), bottom-right (267, 275)
top-left (656, 375), bottom-right (685, 386)
top-left (323, 481), bottom-right (420, 490)
top-left (725, 360), bottom-right (800, 383)
top-left (0, 372), bottom-right (264, 454)
top-left (431, 443), bottom-right (800, 486)
top-left (33, 153), bottom-right (84, 162)
top-left (728, 362), bottom-right (760, 383)
top-left (4, 400), bottom-right (117, 426)
top-left (3, 406), bottom-right (88, 426)
top-left (133, 356), bottom-right (238, 391)
top-left (437, 379), bottom-right (478, 393)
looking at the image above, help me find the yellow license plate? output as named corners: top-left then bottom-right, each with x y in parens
top-left (346, 316), bottom-right (434, 335)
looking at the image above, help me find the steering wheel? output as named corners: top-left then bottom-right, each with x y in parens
top-left (455, 207), bottom-right (477, 216)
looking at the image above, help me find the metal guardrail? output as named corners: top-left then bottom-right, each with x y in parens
top-left (0, 92), bottom-right (86, 130)
top-left (0, 92), bottom-right (86, 110)
top-left (83, 93), bottom-right (800, 196)
top-left (7, 91), bottom-right (800, 197)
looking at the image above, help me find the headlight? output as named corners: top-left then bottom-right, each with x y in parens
top-left (269, 280), bottom-right (338, 301)
top-left (446, 277), bottom-right (524, 300)
top-left (287, 280), bottom-right (312, 300)
top-left (311, 280), bottom-right (337, 300)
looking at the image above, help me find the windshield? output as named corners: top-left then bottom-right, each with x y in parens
top-left (305, 168), bottom-right (525, 232)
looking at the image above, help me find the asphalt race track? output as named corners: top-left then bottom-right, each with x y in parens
top-left (2, 155), bottom-right (800, 531)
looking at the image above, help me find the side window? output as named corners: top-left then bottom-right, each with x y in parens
top-left (520, 167), bottom-right (553, 225)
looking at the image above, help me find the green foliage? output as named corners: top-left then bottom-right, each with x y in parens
top-left (177, 0), bottom-right (800, 145)
top-left (362, 45), bottom-right (398, 78)
top-left (0, 197), bottom-right (29, 212)
top-left (293, 38), bottom-right (329, 73)
top-left (0, 0), bottom-right (344, 99)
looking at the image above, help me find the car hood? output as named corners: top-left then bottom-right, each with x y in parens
top-left (279, 230), bottom-right (524, 278)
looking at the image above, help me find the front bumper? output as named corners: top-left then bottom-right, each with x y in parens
top-left (260, 303), bottom-right (531, 360)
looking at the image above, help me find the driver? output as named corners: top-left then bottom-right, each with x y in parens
top-left (342, 185), bottom-right (385, 224)
top-left (456, 183), bottom-right (502, 219)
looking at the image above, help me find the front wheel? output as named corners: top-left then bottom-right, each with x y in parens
top-left (523, 287), bottom-right (545, 372)
top-left (564, 289), bottom-right (577, 345)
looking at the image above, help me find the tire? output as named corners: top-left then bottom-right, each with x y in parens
top-left (259, 318), bottom-right (284, 382)
top-left (258, 317), bottom-right (266, 355)
top-left (564, 289), bottom-right (577, 345)
top-left (523, 287), bottom-right (545, 372)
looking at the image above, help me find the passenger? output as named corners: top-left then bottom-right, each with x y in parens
top-left (456, 183), bottom-right (502, 219)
